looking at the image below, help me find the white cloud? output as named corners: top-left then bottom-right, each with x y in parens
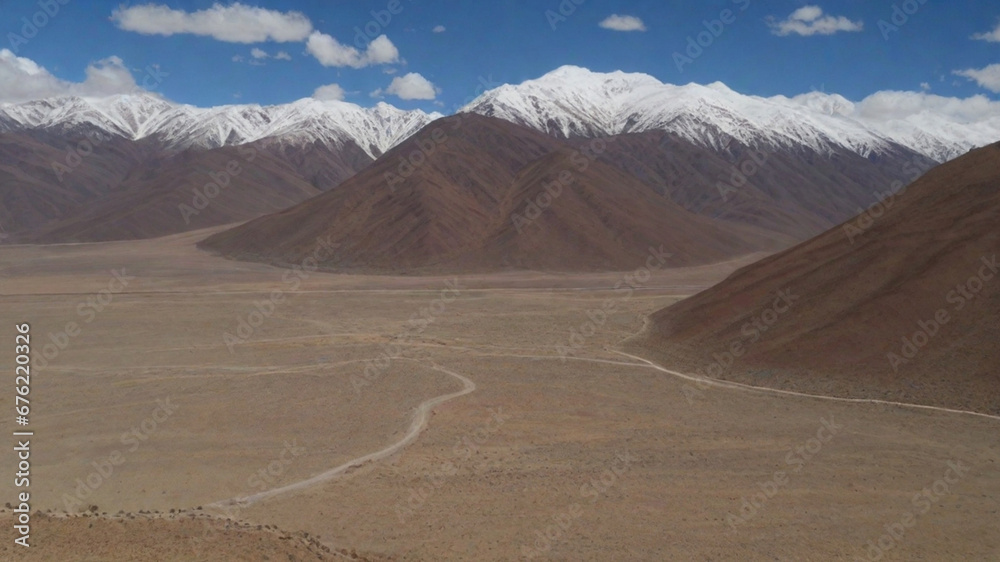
top-left (364, 35), bottom-right (400, 65)
top-left (305, 32), bottom-right (361, 67)
top-left (382, 72), bottom-right (438, 100)
top-left (920, 82), bottom-right (931, 91)
top-left (113, 4), bottom-right (402, 71)
top-left (852, 90), bottom-right (1000, 123)
top-left (312, 83), bottom-right (346, 101)
top-left (0, 50), bottom-right (144, 102)
top-left (972, 22), bottom-right (1000, 42)
top-left (789, 6), bottom-right (824, 22)
top-left (237, 49), bottom-right (290, 63)
top-left (306, 32), bottom-right (399, 68)
top-left (599, 14), bottom-right (647, 32)
top-left (111, 2), bottom-right (313, 43)
top-left (953, 64), bottom-right (1000, 93)
top-left (432, 25), bottom-right (446, 33)
top-left (768, 5), bottom-right (863, 36)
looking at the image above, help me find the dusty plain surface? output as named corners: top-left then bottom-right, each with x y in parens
top-left (0, 228), bottom-right (998, 560)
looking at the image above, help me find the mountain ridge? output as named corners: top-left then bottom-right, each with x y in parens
top-left (459, 65), bottom-right (999, 162)
top-left (0, 94), bottom-right (443, 158)
top-left (3, 66), bottom-right (996, 164)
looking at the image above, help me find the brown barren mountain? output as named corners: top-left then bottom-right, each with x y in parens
top-left (0, 129), bottom-right (161, 238)
top-left (24, 144), bottom-right (322, 242)
top-left (631, 142), bottom-right (1000, 414)
top-left (0, 131), bottom-right (374, 243)
top-left (590, 131), bottom-right (937, 240)
top-left (200, 114), bottom-right (785, 272)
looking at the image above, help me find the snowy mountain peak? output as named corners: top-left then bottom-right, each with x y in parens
top-left (787, 91), bottom-right (856, 117)
top-left (538, 65), bottom-right (661, 89)
top-left (462, 67), bottom-right (999, 162)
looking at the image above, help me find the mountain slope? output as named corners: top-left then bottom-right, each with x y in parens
top-left (0, 126), bottom-right (385, 243)
top-left (466, 148), bottom-right (777, 270)
top-left (630, 142), bottom-right (1000, 414)
top-left (20, 143), bottom-right (325, 243)
top-left (199, 114), bottom-right (779, 272)
top-left (589, 130), bottom-right (935, 240)
top-left (0, 128), bottom-right (164, 238)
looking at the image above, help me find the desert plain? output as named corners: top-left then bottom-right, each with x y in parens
top-left (0, 228), bottom-right (997, 561)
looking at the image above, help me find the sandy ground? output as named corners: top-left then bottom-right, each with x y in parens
top-left (0, 228), bottom-right (998, 560)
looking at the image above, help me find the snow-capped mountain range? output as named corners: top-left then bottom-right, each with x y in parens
top-left (2, 65), bottom-right (997, 163)
top-left (0, 95), bottom-right (443, 159)
top-left (460, 66), bottom-right (1000, 163)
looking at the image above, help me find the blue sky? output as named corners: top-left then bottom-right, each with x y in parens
top-left (1, 0), bottom-right (999, 111)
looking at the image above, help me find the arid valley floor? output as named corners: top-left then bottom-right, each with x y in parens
top-left (1, 228), bottom-right (998, 561)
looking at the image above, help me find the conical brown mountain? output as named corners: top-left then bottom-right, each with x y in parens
top-left (200, 114), bottom-right (782, 272)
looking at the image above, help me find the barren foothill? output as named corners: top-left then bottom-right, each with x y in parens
top-left (633, 142), bottom-right (1000, 416)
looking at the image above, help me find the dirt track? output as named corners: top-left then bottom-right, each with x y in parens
top-left (1, 228), bottom-right (998, 561)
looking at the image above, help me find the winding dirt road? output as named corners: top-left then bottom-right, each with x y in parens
top-left (211, 361), bottom-right (476, 508)
top-left (209, 343), bottom-right (999, 510)
top-left (612, 350), bottom-right (1000, 422)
